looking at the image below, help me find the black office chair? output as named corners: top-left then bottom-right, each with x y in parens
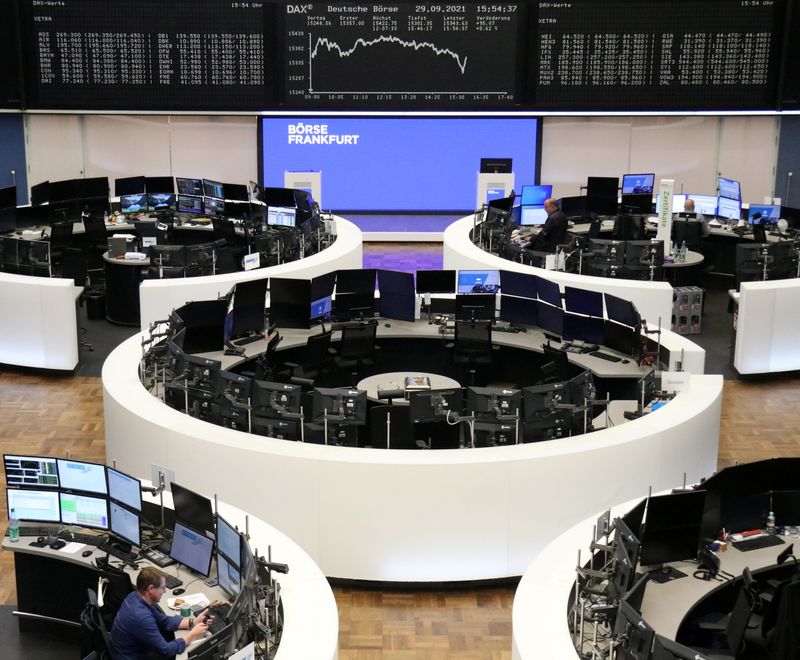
top-left (280, 330), bottom-right (334, 386)
top-left (214, 244), bottom-right (240, 274)
top-left (690, 584), bottom-right (753, 658)
top-left (61, 252), bottom-right (95, 352)
top-left (612, 214), bottom-right (644, 241)
top-left (587, 220), bottom-right (602, 239)
top-left (334, 321), bottom-right (378, 385)
top-left (47, 221), bottom-right (74, 265)
top-left (80, 588), bottom-right (113, 660)
top-left (752, 223), bottom-right (768, 244)
top-left (368, 405), bottom-right (415, 449)
top-left (452, 320), bottom-right (493, 385)
top-left (212, 217), bottom-right (238, 244)
top-left (673, 220), bottom-right (704, 252)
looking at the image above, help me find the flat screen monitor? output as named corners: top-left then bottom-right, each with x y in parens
top-left (177, 194), bottom-right (203, 215)
top-left (619, 194), bottom-right (653, 215)
top-left (169, 521), bottom-right (215, 576)
top-left (621, 173), bottom-right (655, 195)
top-left (613, 600), bottom-right (655, 660)
top-left (408, 388), bottom-right (463, 423)
top-left (200, 179), bottom-right (223, 199)
top-left (251, 380), bottom-right (302, 416)
top-left (77, 177), bottom-right (109, 200)
top-left (467, 386), bottom-right (521, 417)
top-left (534, 276), bottom-right (561, 307)
top-left (59, 492), bottom-right (109, 530)
top-left (604, 321), bottom-right (639, 359)
top-left (620, 499), bottom-right (647, 540)
top-left (259, 186), bottom-right (297, 207)
top-left (748, 204), bottom-right (780, 223)
top-left (202, 197), bottom-right (225, 217)
top-left (686, 194), bottom-right (717, 216)
top-left (480, 157), bottom-right (512, 174)
top-left (455, 293), bottom-right (495, 321)
top-left (587, 176), bottom-right (619, 200)
top-left (107, 467), bottom-right (142, 512)
top-left (563, 314), bottom-right (605, 345)
top-left (170, 482), bottom-right (215, 537)
top-left (639, 490), bottom-right (707, 567)
top-left (655, 193), bottom-right (687, 215)
top-left (457, 270), bottom-right (500, 294)
top-left (226, 278), bottom-right (268, 340)
top-left (522, 381), bottom-right (569, 423)
top-left (520, 206), bottom-right (548, 226)
top-left (145, 177), bottom-right (174, 194)
top-left (717, 196), bottom-right (741, 221)
top-left (379, 293), bottom-right (415, 322)
top-left (216, 514), bottom-right (241, 567)
top-left (223, 182), bottom-right (249, 202)
top-left (564, 287), bottom-right (603, 317)
top-left (147, 193), bottom-right (176, 213)
top-left (4, 454), bottom-right (59, 488)
top-left (337, 269), bottom-right (376, 294)
top-left (311, 387), bottom-right (367, 425)
top-left (48, 179), bottom-right (78, 203)
top-left (0, 185), bottom-right (16, 210)
top-left (30, 181), bottom-right (50, 206)
top-left (270, 277), bottom-right (311, 329)
top-left (57, 458), bottom-right (108, 495)
top-left (520, 185), bottom-right (552, 206)
top-left (267, 206), bottom-right (296, 227)
top-left (217, 553), bottom-right (242, 598)
top-left (604, 294), bottom-right (639, 327)
top-left (718, 176), bottom-right (741, 201)
top-left (499, 295), bottom-right (538, 326)
top-left (310, 295), bottom-right (333, 322)
top-left (6, 487), bottom-right (61, 523)
top-left (176, 177), bottom-right (203, 196)
top-left (416, 270), bottom-right (455, 294)
top-left (499, 271), bottom-right (537, 299)
top-left (537, 302), bottom-right (564, 336)
top-left (115, 176), bottom-right (146, 196)
top-left (120, 194), bottom-right (148, 215)
top-left (109, 500), bottom-right (141, 547)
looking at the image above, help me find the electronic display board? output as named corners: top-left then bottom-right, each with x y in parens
top-left (0, 2), bottom-right (22, 108)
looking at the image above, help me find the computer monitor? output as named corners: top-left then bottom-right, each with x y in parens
top-left (415, 270), bottom-right (456, 294)
top-left (177, 194), bottom-right (203, 215)
top-left (619, 194), bottom-right (653, 215)
top-left (639, 490), bottom-right (707, 567)
top-left (203, 197), bottom-right (225, 217)
top-left (622, 173), bottom-right (655, 195)
top-left (170, 482), bottom-right (215, 537)
top-left (107, 466), bottom-right (142, 512)
top-left (377, 270), bottom-right (415, 321)
top-left (623, 572), bottom-right (650, 616)
top-left (564, 287), bottom-right (603, 317)
top-left (251, 416), bottom-right (301, 440)
top-left (311, 388), bottom-right (367, 425)
top-left (589, 238), bottom-right (626, 265)
top-left (202, 179), bottom-right (224, 199)
top-left (499, 270), bottom-right (537, 299)
top-left (266, 206), bottom-right (296, 228)
top-left (718, 176), bottom-right (741, 201)
top-left (310, 295), bottom-right (333, 322)
top-left (520, 185), bottom-right (552, 206)
top-left (455, 293), bottom-right (496, 321)
top-left (748, 204), bottom-right (780, 223)
top-left (77, 177), bottom-right (109, 200)
top-left (187, 622), bottom-right (235, 660)
top-left (169, 521), bottom-right (215, 576)
top-left (457, 270), bottom-right (500, 294)
top-left (522, 381), bottom-right (570, 423)
top-left (259, 186), bottom-right (297, 207)
top-left (147, 193), bottom-right (176, 213)
top-left (57, 458), bottom-right (108, 495)
top-left (604, 294), bottom-right (640, 328)
top-left (120, 194), bottom-right (148, 215)
top-left (337, 269), bottom-right (377, 294)
top-left (145, 176), bottom-right (174, 194)
top-left (563, 313), bottom-right (605, 345)
top-left (686, 194), bottom-right (717, 216)
top-left (604, 321), bottom-right (640, 359)
top-left (620, 499), bottom-right (647, 539)
top-left (225, 278), bottom-right (268, 341)
top-left (269, 276), bottom-right (311, 328)
top-left (30, 181), bottom-right (49, 206)
top-left (613, 600), bottom-right (654, 660)
top-left (223, 182), bottom-right (249, 202)
top-left (59, 492), bottom-right (109, 530)
top-left (479, 157), bottom-right (512, 174)
top-left (717, 196), bottom-right (741, 221)
top-left (176, 177), bottom-right (203, 196)
top-left (251, 380), bottom-right (302, 416)
top-left (6, 487), bottom-right (61, 523)
top-left (652, 634), bottom-right (711, 660)
top-left (586, 176), bottom-right (619, 211)
top-left (216, 514), bottom-right (241, 567)
top-left (520, 206), bottom-right (549, 226)
top-left (536, 302), bottom-right (564, 336)
top-left (499, 295), bottom-right (538, 326)
top-left (217, 553), bottom-right (242, 598)
top-left (467, 387), bottom-right (521, 418)
top-left (109, 500), bottom-right (141, 547)
top-left (0, 185), bottom-right (15, 212)
top-left (532, 276), bottom-right (560, 307)
top-left (4, 454), bottom-right (59, 488)
top-left (115, 176), bottom-right (146, 197)
top-left (408, 388), bottom-right (463, 423)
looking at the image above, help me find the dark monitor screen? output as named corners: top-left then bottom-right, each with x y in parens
top-left (621, 173), bottom-right (655, 195)
top-left (170, 482), bottom-right (215, 537)
top-left (479, 157), bottom-right (512, 174)
top-left (109, 500), bottom-right (141, 547)
top-left (455, 293), bottom-right (495, 321)
top-left (227, 278), bottom-right (268, 340)
top-left (170, 521), bottom-right (214, 576)
top-left (49, 179), bottom-right (79, 203)
top-left (115, 176), bottom-right (146, 196)
top-left (251, 416), bottom-right (301, 440)
top-left (145, 177), bottom-right (174, 194)
top-left (499, 295), bottom-right (538, 326)
top-left (408, 388), bottom-right (463, 423)
top-left (337, 269), bottom-right (376, 294)
top-left (30, 181), bottom-right (50, 206)
top-left (718, 176), bottom-right (741, 201)
top-left (176, 177), bottom-right (203, 196)
top-left (0, 185), bottom-right (16, 210)
top-left (467, 386), bottom-right (521, 417)
top-left (312, 387), bottom-right (367, 425)
top-left (59, 492), bottom-right (109, 530)
top-left (522, 381), bottom-right (569, 423)
top-left (147, 194), bottom-right (177, 212)
top-left (536, 302), bottom-right (563, 336)
top-left (563, 314), bottom-right (605, 345)
top-left (223, 183), bottom-right (249, 202)
top-left (57, 458), bottom-right (108, 495)
top-left (639, 490), bottom-right (707, 567)
top-left (216, 514), bottom-right (241, 567)
top-left (499, 270), bottom-right (537, 299)
top-left (77, 177), bottom-right (109, 200)
top-left (270, 277), bottom-right (311, 329)
top-left (605, 294), bottom-right (640, 327)
top-left (379, 293), bottom-right (415, 322)
top-left (589, 238), bottom-right (626, 265)
top-left (620, 498), bottom-right (647, 540)
top-left (534, 276), bottom-right (561, 307)
top-left (564, 287), bottom-right (603, 317)
top-left (177, 195), bottom-right (203, 215)
top-left (174, 299), bottom-right (227, 354)
top-left (620, 194), bottom-right (653, 215)
top-left (334, 292), bottom-right (375, 322)
top-left (107, 466), bottom-right (142, 512)
top-left (457, 270), bottom-right (500, 294)
top-left (251, 380), bottom-right (302, 416)
top-left (311, 271), bottom-right (337, 301)
top-left (4, 454), bottom-right (59, 488)
top-left (377, 269), bottom-right (414, 297)
top-left (520, 185), bottom-right (552, 206)
top-left (415, 269), bottom-right (456, 294)
top-left (6, 487), bottom-right (61, 523)
top-left (0, 207), bottom-right (15, 233)
top-left (259, 187), bottom-right (297, 207)
top-left (587, 176), bottom-right (619, 200)
top-left (613, 600), bottom-right (655, 660)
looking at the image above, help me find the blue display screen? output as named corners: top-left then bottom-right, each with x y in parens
top-left (260, 117), bottom-right (539, 212)
top-left (520, 184), bottom-right (552, 206)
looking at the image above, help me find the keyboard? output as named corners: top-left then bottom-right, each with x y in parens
top-left (59, 531), bottom-right (106, 546)
top-left (589, 351), bottom-right (622, 363)
top-left (13, 525), bottom-right (61, 537)
top-left (98, 540), bottom-right (138, 563)
top-left (157, 570), bottom-right (183, 590)
top-left (733, 535), bottom-right (785, 552)
top-left (142, 547), bottom-right (176, 568)
top-left (194, 602), bottom-right (232, 635)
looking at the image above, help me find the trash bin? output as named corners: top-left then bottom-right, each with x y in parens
top-left (86, 292), bottom-right (106, 320)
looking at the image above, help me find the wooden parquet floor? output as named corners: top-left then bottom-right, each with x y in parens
top-left (0, 371), bottom-right (798, 658)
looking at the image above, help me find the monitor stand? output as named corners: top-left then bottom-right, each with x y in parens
top-left (647, 565), bottom-right (687, 583)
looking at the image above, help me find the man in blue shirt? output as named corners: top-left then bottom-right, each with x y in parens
top-left (111, 566), bottom-right (212, 659)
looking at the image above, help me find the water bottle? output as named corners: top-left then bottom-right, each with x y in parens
top-left (679, 241), bottom-right (687, 262)
top-left (766, 511), bottom-right (777, 535)
top-left (8, 507), bottom-right (19, 543)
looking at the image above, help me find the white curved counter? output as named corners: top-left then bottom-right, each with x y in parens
top-left (139, 217), bottom-right (362, 330)
top-left (104, 323), bottom-right (722, 582)
top-left (443, 217), bottom-right (675, 333)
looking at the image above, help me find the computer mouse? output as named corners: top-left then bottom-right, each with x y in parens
top-left (384, 323), bottom-right (391, 328)
top-left (621, 359), bottom-right (630, 364)
top-left (37, 536), bottom-right (45, 544)
top-left (82, 550), bottom-right (93, 558)
top-left (172, 588), bottom-right (186, 596)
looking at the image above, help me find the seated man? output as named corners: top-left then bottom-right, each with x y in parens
top-left (524, 198), bottom-right (569, 253)
top-left (673, 198), bottom-right (710, 238)
top-left (111, 566), bottom-right (212, 660)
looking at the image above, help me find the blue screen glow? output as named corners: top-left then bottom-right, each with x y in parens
top-left (260, 117), bottom-right (539, 212)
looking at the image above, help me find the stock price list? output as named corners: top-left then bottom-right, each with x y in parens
top-left (532, 0), bottom-right (785, 110)
top-left (284, 2), bottom-right (521, 108)
top-left (20, 0), bottom-right (271, 111)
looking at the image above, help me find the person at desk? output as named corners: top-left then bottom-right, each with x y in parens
top-left (111, 567), bottom-right (213, 660)
top-left (673, 198), bottom-right (710, 238)
top-left (524, 198), bottom-right (569, 253)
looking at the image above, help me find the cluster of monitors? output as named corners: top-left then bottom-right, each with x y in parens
top-left (115, 176), bottom-right (248, 202)
top-left (584, 238), bottom-right (665, 280)
top-left (734, 241), bottom-right (798, 288)
top-left (0, 236), bottom-right (51, 275)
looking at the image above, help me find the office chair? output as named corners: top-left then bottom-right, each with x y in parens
top-left (368, 405), bottom-right (415, 449)
top-left (47, 221), bottom-right (74, 265)
top-left (452, 320), bottom-right (493, 385)
top-left (280, 330), bottom-right (334, 386)
top-left (334, 321), bottom-right (378, 385)
top-left (690, 584), bottom-right (753, 658)
top-left (79, 588), bottom-right (113, 660)
top-left (61, 252), bottom-right (95, 352)
top-left (587, 220), bottom-right (602, 239)
top-left (212, 217), bottom-right (238, 244)
top-left (673, 220), bottom-right (704, 252)
top-left (214, 244), bottom-right (240, 274)
top-left (250, 332), bottom-right (283, 380)
top-left (752, 223), bottom-right (767, 244)
top-left (612, 214), bottom-right (644, 241)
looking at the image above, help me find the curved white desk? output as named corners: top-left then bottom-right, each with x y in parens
top-left (443, 217), bottom-right (675, 332)
top-left (139, 218), bottom-right (362, 330)
top-left (104, 319), bottom-right (721, 582)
